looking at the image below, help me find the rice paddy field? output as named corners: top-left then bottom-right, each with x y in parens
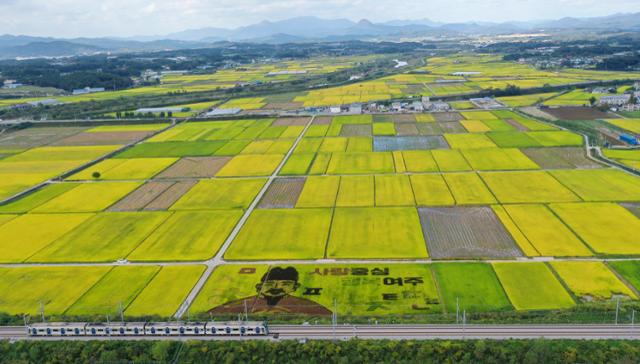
top-left (2, 105), bottom-right (640, 321)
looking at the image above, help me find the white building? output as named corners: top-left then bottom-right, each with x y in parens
top-left (599, 94), bottom-right (631, 106)
top-left (412, 101), bottom-right (424, 112)
top-left (72, 87), bottom-right (105, 95)
top-left (451, 72), bottom-right (481, 76)
top-left (349, 103), bottom-right (362, 114)
top-left (205, 108), bottom-right (241, 117)
top-left (329, 106), bottom-right (342, 114)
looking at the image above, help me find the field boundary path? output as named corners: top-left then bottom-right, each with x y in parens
top-left (173, 115), bottom-right (317, 319)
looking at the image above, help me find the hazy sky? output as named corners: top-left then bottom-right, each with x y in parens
top-left (1, 0), bottom-right (639, 38)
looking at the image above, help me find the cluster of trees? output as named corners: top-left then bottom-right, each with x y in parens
top-left (1, 339), bottom-right (639, 363)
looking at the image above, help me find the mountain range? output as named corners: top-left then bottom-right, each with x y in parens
top-left (1, 13), bottom-right (640, 59)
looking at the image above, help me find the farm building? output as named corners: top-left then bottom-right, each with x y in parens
top-left (72, 87), bottom-right (106, 95)
top-left (599, 94), bottom-right (631, 106)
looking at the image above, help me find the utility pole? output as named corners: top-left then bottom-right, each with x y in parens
top-left (456, 297), bottom-right (460, 324)
top-left (243, 299), bottom-right (248, 322)
top-left (332, 299), bottom-right (337, 341)
top-left (615, 298), bottom-right (620, 325)
top-left (39, 302), bottom-right (45, 323)
top-left (119, 301), bottom-right (124, 324)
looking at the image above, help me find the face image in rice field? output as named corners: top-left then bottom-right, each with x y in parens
top-left (208, 266), bottom-right (332, 315)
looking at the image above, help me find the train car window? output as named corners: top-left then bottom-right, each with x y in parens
top-left (179, 327), bottom-right (185, 334)
top-left (225, 327), bottom-right (231, 334)
top-left (194, 328), bottom-right (199, 334)
top-left (91, 328), bottom-right (96, 335)
top-left (134, 328), bottom-right (139, 334)
top-left (165, 327), bottom-right (170, 334)
top-left (255, 327), bottom-right (261, 334)
top-left (150, 327), bottom-right (156, 334)
top-left (31, 328), bottom-right (37, 335)
top-left (46, 328), bottom-right (51, 335)
top-left (105, 328), bottom-right (111, 335)
top-left (74, 328), bottom-right (80, 335)
top-left (211, 327), bottom-right (216, 334)
top-left (60, 328), bottom-right (66, 335)
top-left (120, 328), bottom-right (125, 335)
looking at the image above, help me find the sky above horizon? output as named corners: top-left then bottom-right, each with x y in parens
top-left (1, 0), bottom-right (639, 38)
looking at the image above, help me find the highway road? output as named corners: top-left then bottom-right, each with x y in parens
top-left (2, 324), bottom-right (640, 341)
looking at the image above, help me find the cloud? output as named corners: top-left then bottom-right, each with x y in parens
top-left (0, 0), bottom-right (638, 37)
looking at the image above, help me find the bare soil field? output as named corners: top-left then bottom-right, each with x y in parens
top-left (155, 157), bottom-right (231, 178)
top-left (0, 127), bottom-right (86, 148)
top-left (373, 136), bottom-right (449, 151)
top-left (416, 123), bottom-right (444, 135)
top-left (392, 114), bottom-right (417, 123)
top-left (544, 107), bottom-right (615, 120)
top-left (312, 116), bottom-right (333, 125)
top-left (108, 181), bottom-right (175, 211)
top-left (418, 206), bottom-right (522, 259)
top-left (433, 112), bottom-right (463, 122)
top-left (51, 131), bottom-right (152, 146)
top-left (340, 124), bottom-right (372, 137)
top-left (622, 203), bottom-right (640, 219)
top-left (273, 117), bottom-right (310, 126)
top-left (258, 177), bottom-right (306, 208)
top-left (144, 180), bottom-right (197, 210)
top-left (504, 119), bottom-right (529, 131)
top-left (395, 123), bottom-right (420, 136)
top-left (438, 122), bottom-right (466, 133)
top-left (520, 107), bottom-right (558, 121)
top-left (522, 147), bottom-right (603, 169)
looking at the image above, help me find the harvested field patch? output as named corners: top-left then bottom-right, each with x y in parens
top-left (171, 178), bottom-right (265, 210)
top-left (550, 202), bottom-right (640, 255)
top-left (340, 124), bottom-right (372, 137)
top-left (410, 174), bottom-right (455, 206)
top-left (29, 212), bottom-right (170, 263)
top-left (0, 213), bottom-right (94, 263)
top-left (394, 123), bottom-right (420, 136)
top-left (622, 203), bottom-right (640, 218)
top-left (0, 266), bottom-right (110, 315)
top-left (296, 176), bottom-right (340, 208)
top-left (545, 106), bottom-right (614, 120)
top-left (130, 210), bottom-right (243, 261)
top-left (328, 207), bottom-right (428, 259)
top-left (480, 171), bottom-right (579, 203)
top-left (336, 175), bottom-right (374, 207)
top-left (326, 152), bottom-right (394, 174)
top-left (155, 156), bottom-right (231, 178)
top-left (312, 116), bottom-right (333, 125)
top-left (273, 117), bottom-right (309, 126)
top-left (375, 175), bottom-right (415, 206)
top-left (258, 178), bottom-right (306, 208)
top-left (145, 180), bottom-right (196, 210)
top-left (438, 122), bottom-right (466, 133)
top-left (522, 147), bottom-right (601, 169)
top-left (502, 204), bottom-right (591, 257)
top-left (493, 262), bottom-right (575, 310)
top-left (51, 131), bottom-right (151, 146)
top-left (550, 261), bottom-right (637, 301)
top-left (461, 148), bottom-right (539, 171)
top-left (550, 169), bottom-right (640, 202)
top-left (433, 112), bottom-right (463, 122)
top-left (65, 266), bottom-right (160, 315)
top-left (432, 263), bottom-right (512, 312)
top-left (418, 207), bottom-right (521, 259)
top-left (416, 123), bottom-right (443, 135)
top-left (443, 173), bottom-right (497, 205)
top-left (391, 114), bottom-right (417, 123)
top-left (225, 209), bottom-right (332, 260)
top-left (373, 136), bottom-right (448, 151)
top-left (0, 127), bottom-right (86, 149)
top-left (107, 181), bottom-right (174, 211)
top-left (504, 119), bottom-right (529, 131)
top-left (126, 265), bottom-right (205, 317)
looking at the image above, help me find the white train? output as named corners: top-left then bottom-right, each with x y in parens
top-left (27, 321), bottom-right (268, 337)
